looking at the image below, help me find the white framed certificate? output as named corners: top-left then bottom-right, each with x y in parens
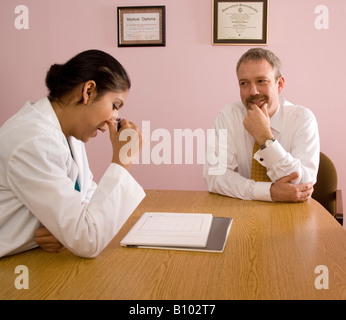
top-left (212, 0), bottom-right (268, 45)
top-left (117, 6), bottom-right (166, 47)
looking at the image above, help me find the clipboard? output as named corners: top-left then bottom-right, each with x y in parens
top-left (120, 212), bottom-right (232, 253)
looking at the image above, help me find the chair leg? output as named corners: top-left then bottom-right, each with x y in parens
top-left (335, 190), bottom-right (343, 226)
top-left (335, 214), bottom-right (343, 226)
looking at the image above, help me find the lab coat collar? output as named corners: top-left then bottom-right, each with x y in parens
top-left (67, 136), bottom-right (84, 190)
top-left (32, 97), bottom-right (63, 132)
top-left (34, 97), bottom-right (84, 191)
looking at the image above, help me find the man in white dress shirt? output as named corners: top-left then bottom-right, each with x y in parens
top-left (204, 48), bottom-right (320, 202)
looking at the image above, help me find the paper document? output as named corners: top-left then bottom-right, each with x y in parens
top-left (121, 212), bottom-right (233, 253)
top-left (121, 212), bottom-right (213, 248)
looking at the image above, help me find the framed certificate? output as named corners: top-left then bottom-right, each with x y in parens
top-left (117, 6), bottom-right (166, 47)
top-left (212, 0), bottom-right (268, 45)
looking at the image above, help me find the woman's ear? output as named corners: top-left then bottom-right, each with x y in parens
top-left (82, 80), bottom-right (97, 104)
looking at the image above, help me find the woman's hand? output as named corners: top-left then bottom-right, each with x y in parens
top-left (107, 118), bottom-right (143, 171)
top-left (35, 227), bottom-right (65, 253)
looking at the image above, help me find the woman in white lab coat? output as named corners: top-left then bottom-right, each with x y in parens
top-left (0, 50), bottom-right (146, 258)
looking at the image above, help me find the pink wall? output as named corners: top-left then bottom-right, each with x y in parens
top-left (1, 1), bottom-right (346, 226)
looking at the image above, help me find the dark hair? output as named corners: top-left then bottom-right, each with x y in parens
top-left (236, 48), bottom-right (282, 80)
top-left (45, 50), bottom-right (131, 101)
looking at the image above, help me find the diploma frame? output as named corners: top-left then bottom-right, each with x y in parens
top-left (117, 6), bottom-right (166, 47)
top-left (212, 0), bottom-right (268, 45)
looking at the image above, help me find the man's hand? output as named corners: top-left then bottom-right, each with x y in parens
top-left (270, 172), bottom-right (314, 203)
top-left (35, 227), bottom-right (65, 253)
top-left (243, 103), bottom-right (273, 145)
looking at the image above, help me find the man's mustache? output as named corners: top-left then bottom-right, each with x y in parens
top-left (246, 95), bottom-right (269, 108)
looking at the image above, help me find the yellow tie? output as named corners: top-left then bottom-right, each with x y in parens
top-left (251, 142), bottom-right (271, 182)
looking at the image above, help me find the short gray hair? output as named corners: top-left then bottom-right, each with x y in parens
top-left (236, 48), bottom-right (282, 80)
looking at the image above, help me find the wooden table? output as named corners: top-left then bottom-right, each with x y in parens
top-left (0, 190), bottom-right (345, 300)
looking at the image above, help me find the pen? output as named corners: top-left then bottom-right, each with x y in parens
top-left (116, 118), bottom-right (121, 131)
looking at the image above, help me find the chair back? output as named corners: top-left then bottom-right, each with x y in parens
top-left (312, 152), bottom-right (337, 215)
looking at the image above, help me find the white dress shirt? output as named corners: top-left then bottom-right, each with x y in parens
top-left (0, 97), bottom-right (146, 258)
top-left (203, 95), bottom-right (320, 201)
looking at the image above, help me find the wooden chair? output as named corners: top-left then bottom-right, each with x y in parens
top-left (312, 152), bottom-right (343, 225)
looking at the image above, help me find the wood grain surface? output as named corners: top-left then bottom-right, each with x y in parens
top-left (1, 190), bottom-right (345, 299)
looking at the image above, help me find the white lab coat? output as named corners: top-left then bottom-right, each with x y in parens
top-left (0, 97), bottom-right (145, 258)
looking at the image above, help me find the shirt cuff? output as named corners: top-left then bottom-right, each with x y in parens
top-left (254, 139), bottom-right (286, 167)
top-left (254, 182), bottom-right (273, 202)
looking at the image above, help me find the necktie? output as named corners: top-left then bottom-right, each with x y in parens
top-left (251, 142), bottom-right (271, 182)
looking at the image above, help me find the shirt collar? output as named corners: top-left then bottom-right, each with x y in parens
top-left (269, 95), bottom-right (286, 134)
